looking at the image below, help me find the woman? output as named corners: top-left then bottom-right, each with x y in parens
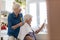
top-left (8, 2), bottom-right (23, 40)
top-left (18, 14), bottom-right (45, 40)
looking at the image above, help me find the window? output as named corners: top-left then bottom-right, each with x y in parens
top-left (29, 3), bottom-right (37, 28)
top-left (29, 1), bottom-right (47, 34)
top-left (39, 1), bottom-right (47, 25)
top-left (39, 1), bottom-right (47, 33)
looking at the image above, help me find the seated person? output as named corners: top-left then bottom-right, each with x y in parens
top-left (18, 14), bottom-right (45, 40)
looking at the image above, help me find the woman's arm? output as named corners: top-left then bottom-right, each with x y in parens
top-left (12, 22), bottom-right (23, 30)
top-left (12, 14), bottom-right (24, 30)
top-left (35, 22), bottom-right (45, 34)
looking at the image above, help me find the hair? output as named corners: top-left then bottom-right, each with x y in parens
top-left (13, 2), bottom-right (20, 10)
top-left (24, 14), bottom-right (32, 22)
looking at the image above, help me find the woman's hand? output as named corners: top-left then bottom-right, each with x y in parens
top-left (35, 20), bottom-right (46, 34)
top-left (12, 22), bottom-right (24, 30)
top-left (18, 22), bottom-right (23, 26)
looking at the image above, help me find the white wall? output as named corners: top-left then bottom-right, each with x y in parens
top-left (0, 0), bottom-right (2, 40)
top-left (26, 0), bottom-right (46, 3)
top-left (0, 0), bottom-right (2, 11)
top-left (0, 0), bottom-right (6, 11)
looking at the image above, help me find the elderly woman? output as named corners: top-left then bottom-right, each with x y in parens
top-left (18, 14), bottom-right (45, 40)
top-left (8, 2), bottom-right (23, 40)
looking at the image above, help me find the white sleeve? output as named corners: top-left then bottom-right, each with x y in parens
top-left (18, 24), bottom-right (32, 40)
top-left (18, 26), bottom-right (27, 40)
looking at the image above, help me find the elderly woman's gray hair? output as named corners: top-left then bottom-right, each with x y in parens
top-left (24, 14), bottom-right (32, 22)
top-left (13, 2), bottom-right (20, 10)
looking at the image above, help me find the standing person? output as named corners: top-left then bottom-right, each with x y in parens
top-left (8, 2), bottom-right (23, 40)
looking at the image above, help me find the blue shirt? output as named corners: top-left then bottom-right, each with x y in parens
top-left (8, 12), bottom-right (23, 38)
